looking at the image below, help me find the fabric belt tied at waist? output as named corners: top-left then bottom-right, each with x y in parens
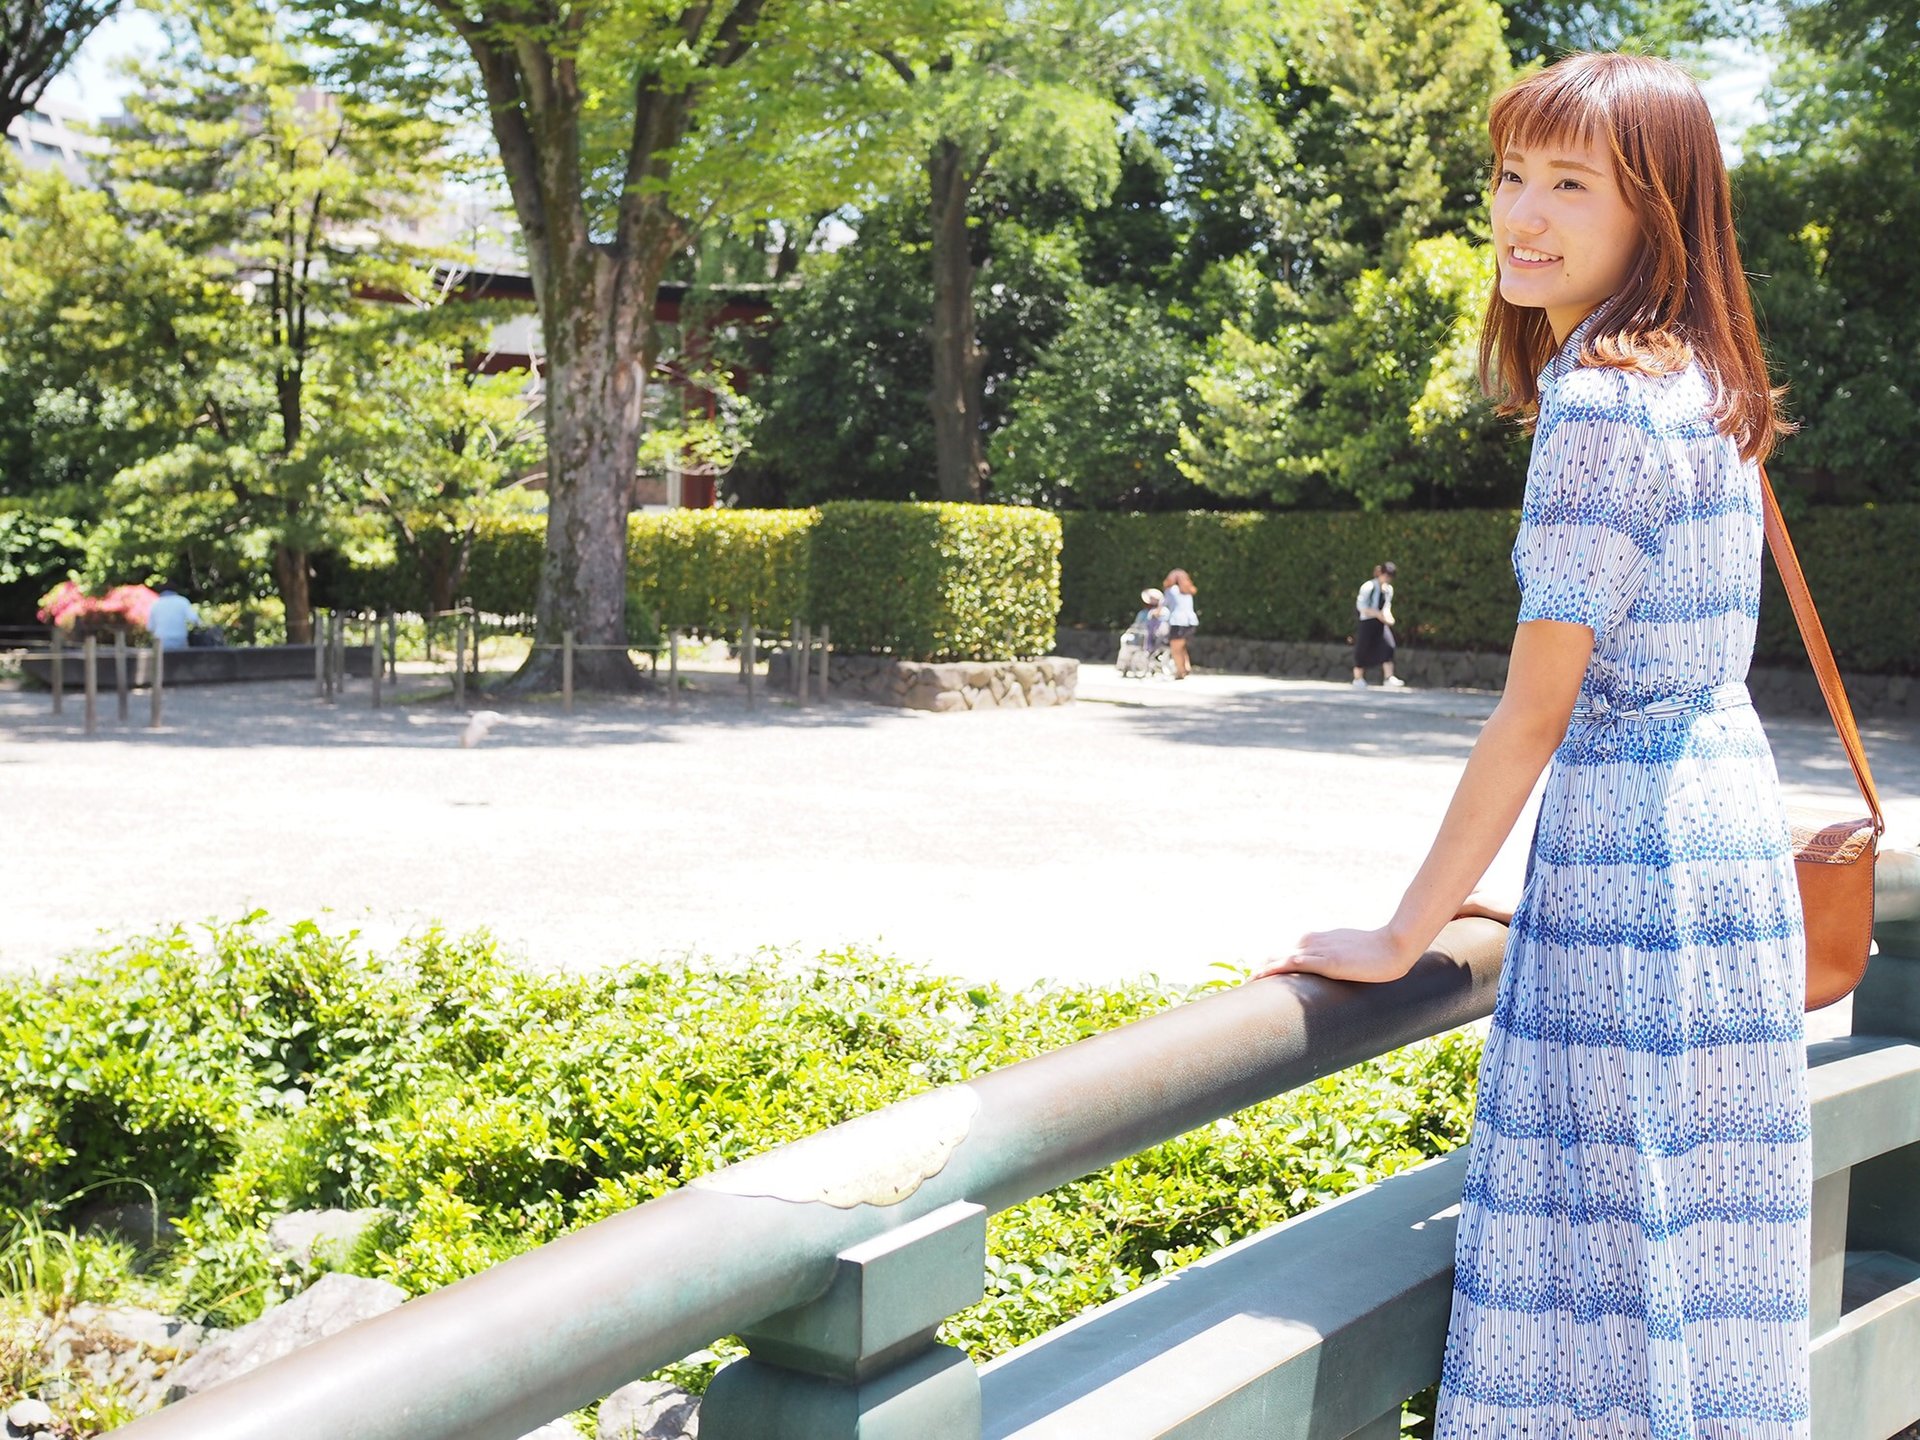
top-left (1570, 681), bottom-right (1752, 725)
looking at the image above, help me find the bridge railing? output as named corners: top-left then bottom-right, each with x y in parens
top-left (113, 855), bottom-right (1920, 1440)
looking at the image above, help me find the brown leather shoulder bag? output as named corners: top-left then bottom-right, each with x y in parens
top-left (1759, 466), bottom-right (1886, 1011)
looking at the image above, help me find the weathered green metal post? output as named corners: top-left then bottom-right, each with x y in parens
top-left (1847, 895), bottom-right (1920, 1262)
top-left (700, 1201), bottom-right (987, 1440)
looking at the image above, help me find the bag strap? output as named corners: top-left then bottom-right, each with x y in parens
top-left (1759, 464), bottom-right (1886, 836)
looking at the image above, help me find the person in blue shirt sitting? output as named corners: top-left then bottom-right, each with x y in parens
top-left (146, 582), bottom-right (202, 651)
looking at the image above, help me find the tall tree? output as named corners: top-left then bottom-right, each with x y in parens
top-left (787, 0), bottom-right (1280, 502)
top-left (308, 0), bottom-right (892, 687)
top-left (94, 0), bottom-right (453, 640)
top-left (0, 0), bottom-right (118, 134)
top-left (1734, 0), bottom-right (1920, 502)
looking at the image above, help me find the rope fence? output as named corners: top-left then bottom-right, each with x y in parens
top-left (8, 605), bottom-right (836, 726)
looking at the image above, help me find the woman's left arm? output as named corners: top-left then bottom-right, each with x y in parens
top-left (1251, 618), bottom-right (1592, 983)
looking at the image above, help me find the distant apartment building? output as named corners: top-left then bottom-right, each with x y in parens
top-left (5, 94), bottom-right (108, 183)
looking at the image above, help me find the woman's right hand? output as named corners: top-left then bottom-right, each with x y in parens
top-left (1249, 926), bottom-right (1420, 985)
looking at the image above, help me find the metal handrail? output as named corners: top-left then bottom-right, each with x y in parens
top-left (115, 919), bottom-right (1512, 1440)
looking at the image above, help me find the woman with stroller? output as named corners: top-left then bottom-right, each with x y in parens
top-left (1162, 569), bottom-right (1198, 678)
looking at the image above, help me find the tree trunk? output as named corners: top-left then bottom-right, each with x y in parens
top-left (505, 249), bottom-right (654, 693)
top-left (274, 544), bottom-right (312, 644)
top-left (927, 140), bottom-right (987, 503)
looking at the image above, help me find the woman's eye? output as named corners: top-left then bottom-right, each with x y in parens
top-left (1556, 179), bottom-right (1585, 190)
top-left (1497, 169), bottom-right (1520, 184)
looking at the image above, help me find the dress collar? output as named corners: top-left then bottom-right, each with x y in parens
top-left (1540, 308), bottom-right (1605, 390)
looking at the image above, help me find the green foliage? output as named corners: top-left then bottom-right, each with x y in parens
top-left (0, 500), bottom-right (87, 621)
top-left (1060, 504), bottom-right (1920, 673)
top-left (0, 917), bottom-right (1482, 1374)
top-left (629, 509), bottom-right (817, 634)
top-left (991, 288), bottom-right (1208, 510)
top-left (1180, 237), bottom-right (1526, 510)
top-left (1735, 0), bottom-right (1920, 504)
top-left (808, 501), bottom-right (1060, 660)
top-left (1060, 509), bottom-right (1522, 652)
top-left (739, 207), bottom-right (1085, 505)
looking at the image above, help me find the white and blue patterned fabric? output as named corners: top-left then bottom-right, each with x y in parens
top-left (1435, 315), bottom-right (1810, 1440)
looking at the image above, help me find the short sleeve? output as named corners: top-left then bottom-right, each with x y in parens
top-left (1513, 384), bottom-right (1671, 635)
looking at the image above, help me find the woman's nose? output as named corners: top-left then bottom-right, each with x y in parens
top-left (1503, 189), bottom-right (1549, 236)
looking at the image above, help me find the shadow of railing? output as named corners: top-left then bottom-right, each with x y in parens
top-left (111, 857), bottom-right (1920, 1440)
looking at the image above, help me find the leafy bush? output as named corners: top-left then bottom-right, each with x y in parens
top-left (628, 508), bottom-right (816, 634)
top-left (1060, 510), bottom-right (1520, 653)
top-left (808, 501), bottom-right (1061, 660)
top-left (1062, 504), bottom-right (1920, 672)
top-left (0, 918), bottom-right (1479, 1370)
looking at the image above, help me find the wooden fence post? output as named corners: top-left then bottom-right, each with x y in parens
top-left (83, 634), bottom-right (98, 735)
top-left (370, 616), bottom-right (383, 710)
top-left (668, 628), bottom-right (679, 710)
top-left (386, 611), bottom-right (398, 681)
top-left (818, 623), bottom-right (831, 696)
top-left (744, 611), bottom-right (757, 709)
top-left (315, 614), bottom-right (327, 698)
top-left (798, 624), bottom-right (811, 706)
top-left (325, 612), bottom-right (339, 704)
top-left (149, 642), bottom-right (164, 728)
top-left (114, 627), bottom-right (129, 723)
top-left (562, 630), bottom-right (574, 714)
top-left (453, 612), bottom-right (467, 708)
top-left (51, 626), bottom-right (64, 715)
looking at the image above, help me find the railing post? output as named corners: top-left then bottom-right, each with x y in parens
top-left (817, 623), bottom-right (831, 697)
top-left (798, 623), bottom-right (812, 706)
top-left (50, 625), bottom-right (64, 714)
top-left (1846, 907), bottom-right (1920, 1264)
top-left (668, 628), bottom-right (680, 710)
top-left (701, 1201), bottom-right (986, 1440)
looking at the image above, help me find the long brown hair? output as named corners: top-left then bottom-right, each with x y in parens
top-left (1477, 53), bottom-right (1790, 462)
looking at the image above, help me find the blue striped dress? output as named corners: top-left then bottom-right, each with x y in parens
top-left (1435, 318), bottom-right (1811, 1440)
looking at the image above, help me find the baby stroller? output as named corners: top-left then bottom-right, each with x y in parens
top-left (1116, 589), bottom-right (1176, 679)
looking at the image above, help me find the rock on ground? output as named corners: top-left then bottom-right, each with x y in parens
top-left (265, 1207), bottom-right (395, 1265)
top-left (164, 1272), bottom-right (407, 1402)
top-left (597, 1379), bottom-right (700, 1439)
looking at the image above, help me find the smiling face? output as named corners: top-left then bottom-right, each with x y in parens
top-left (1491, 131), bottom-right (1645, 346)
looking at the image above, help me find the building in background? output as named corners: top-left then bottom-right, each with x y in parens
top-left (5, 95), bottom-right (108, 183)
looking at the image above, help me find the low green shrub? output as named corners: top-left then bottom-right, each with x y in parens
top-left (1061, 504), bottom-right (1920, 673)
top-left (0, 919), bottom-right (1479, 1375)
top-left (628, 508), bottom-right (816, 634)
top-left (809, 501), bottom-right (1061, 660)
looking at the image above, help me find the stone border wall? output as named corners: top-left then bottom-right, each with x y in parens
top-left (1053, 627), bottom-right (1920, 722)
top-left (766, 653), bottom-right (1078, 712)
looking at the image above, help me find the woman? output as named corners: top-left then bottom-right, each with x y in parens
top-left (1162, 569), bottom-right (1198, 679)
top-left (1256, 54), bottom-right (1808, 1439)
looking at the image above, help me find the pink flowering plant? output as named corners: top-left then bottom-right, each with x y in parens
top-left (36, 581), bottom-right (160, 634)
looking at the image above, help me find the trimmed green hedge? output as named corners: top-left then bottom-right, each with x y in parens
top-left (629, 508), bottom-right (816, 634)
top-left (808, 501), bottom-right (1061, 661)
top-left (333, 503), bottom-right (1057, 661)
top-left (1061, 505), bottom-right (1920, 674)
top-left (1061, 510), bottom-right (1520, 653)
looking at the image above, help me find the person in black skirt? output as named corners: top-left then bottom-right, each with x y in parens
top-left (1351, 562), bottom-right (1404, 688)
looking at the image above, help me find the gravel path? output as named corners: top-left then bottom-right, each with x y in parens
top-left (5, 662), bottom-right (1916, 992)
